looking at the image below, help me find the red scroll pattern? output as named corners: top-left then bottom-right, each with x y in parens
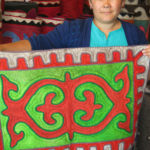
top-left (2, 65), bottom-right (130, 147)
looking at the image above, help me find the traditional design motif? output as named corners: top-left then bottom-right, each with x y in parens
top-left (125, 0), bottom-right (150, 5)
top-left (30, 0), bottom-right (61, 18)
top-left (1, 14), bottom-right (64, 43)
top-left (1, 15), bottom-right (42, 43)
top-left (4, 1), bottom-right (38, 18)
top-left (119, 5), bottom-right (150, 42)
top-left (0, 46), bottom-right (149, 150)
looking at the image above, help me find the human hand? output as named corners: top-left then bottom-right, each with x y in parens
top-left (142, 45), bottom-right (150, 58)
top-left (0, 40), bottom-right (31, 51)
top-left (0, 44), bottom-right (4, 51)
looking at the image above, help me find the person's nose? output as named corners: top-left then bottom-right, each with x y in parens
top-left (103, 0), bottom-right (111, 8)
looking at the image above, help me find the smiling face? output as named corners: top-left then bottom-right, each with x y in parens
top-left (89, 0), bottom-right (125, 25)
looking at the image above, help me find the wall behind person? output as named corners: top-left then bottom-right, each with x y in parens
top-left (0, 0), bottom-right (4, 44)
top-left (1, 0), bottom-right (150, 44)
top-left (119, 0), bottom-right (150, 43)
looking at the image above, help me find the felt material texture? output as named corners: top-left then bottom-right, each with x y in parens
top-left (1, 15), bottom-right (41, 43)
top-left (61, 0), bottom-right (83, 19)
top-left (4, 2), bottom-right (38, 18)
top-left (39, 17), bottom-right (64, 34)
top-left (0, 46), bottom-right (149, 150)
top-left (31, 0), bottom-right (61, 17)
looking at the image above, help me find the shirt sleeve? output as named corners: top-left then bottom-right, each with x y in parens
top-left (29, 21), bottom-right (70, 50)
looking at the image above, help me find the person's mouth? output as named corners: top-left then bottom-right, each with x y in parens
top-left (103, 12), bottom-right (112, 13)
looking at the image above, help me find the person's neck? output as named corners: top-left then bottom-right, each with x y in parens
top-left (93, 19), bottom-right (121, 38)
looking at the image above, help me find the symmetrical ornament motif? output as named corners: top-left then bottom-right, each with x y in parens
top-left (0, 46), bottom-right (149, 150)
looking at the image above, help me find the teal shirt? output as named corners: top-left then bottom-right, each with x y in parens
top-left (90, 21), bottom-right (128, 47)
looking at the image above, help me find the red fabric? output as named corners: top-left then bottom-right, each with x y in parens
top-left (40, 17), bottom-right (64, 34)
top-left (78, 0), bottom-right (84, 17)
top-left (31, 0), bottom-right (59, 1)
top-left (4, 1), bottom-right (38, 18)
top-left (2, 23), bottom-right (41, 43)
top-left (61, 0), bottom-right (80, 19)
top-left (27, 8), bottom-right (38, 18)
top-left (38, 6), bottom-right (60, 17)
top-left (30, 0), bottom-right (61, 17)
top-left (1, 0), bottom-right (4, 13)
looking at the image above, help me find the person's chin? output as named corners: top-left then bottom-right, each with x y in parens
top-left (101, 18), bottom-right (115, 24)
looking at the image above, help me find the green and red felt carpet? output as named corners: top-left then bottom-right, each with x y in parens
top-left (0, 46), bottom-right (149, 150)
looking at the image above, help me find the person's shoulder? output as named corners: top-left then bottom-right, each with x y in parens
top-left (120, 19), bottom-right (148, 44)
top-left (120, 20), bottom-right (140, 31)
top-left (120, 19), bottom-right (145, 34)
